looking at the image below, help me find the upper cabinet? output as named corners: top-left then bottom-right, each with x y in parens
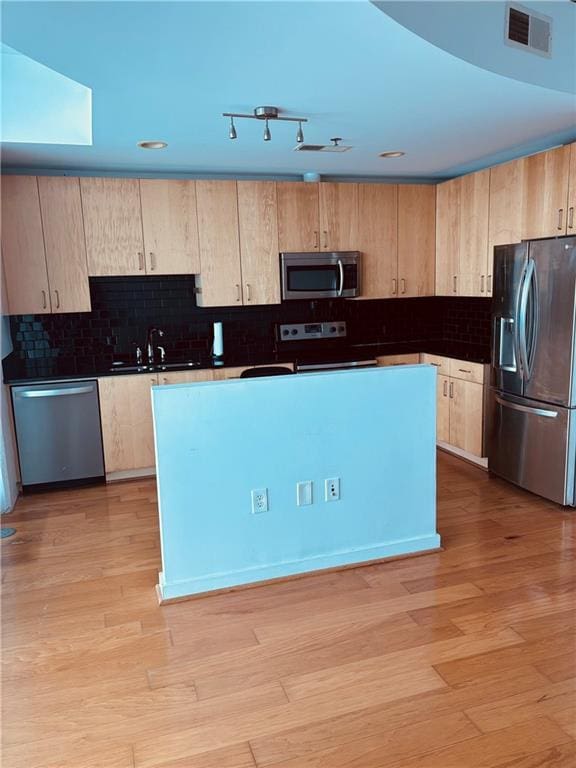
top-left (488, 157), bottom-right (525, 256)
top-left (568, 143), bottom-right (576, 235)
top-left (357, 184), bottom-right (398, 299)
top-left (2, 176), bottom-right (51, 315)
top-left (522, 144), bottom-right (571, 240)
top-left (38, 177), bottom-right (91, 313)
top-left (318, 183), bottom-right (358, 251)
top-left (195, 180), bottom-right (243, 307)
top-left (81, 178), bottom-right (145, 276)
top-left (435, 177), bottom-right (461, 297)
top-left (436, 170), bottom-right (490, 297)
top-left (398, 185), bottom-right (436, 297)
top-left (1, 176), bottom-right (91, 315)
top-left (276, 182), bottom-right (320, 251)
top-left (139, 180), bottom-right (200, 274)
top-left (237, 181), bottom-right (280, 305)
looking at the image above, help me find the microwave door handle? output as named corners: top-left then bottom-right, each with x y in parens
top-left (337, 259), bottom-right (344, 297)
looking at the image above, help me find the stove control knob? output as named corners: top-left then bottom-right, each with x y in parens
top-left (282, 329), bottom-right (290, 336)
top-left (291, 329), bottom-right (298, 335)
top-left (339, 326), bottom-right (345, 333)
top-left (330, 326), bottom-right (336, 333)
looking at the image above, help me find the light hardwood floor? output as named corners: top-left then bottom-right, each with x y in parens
top-left (2, 451), bottom-right (575, 768)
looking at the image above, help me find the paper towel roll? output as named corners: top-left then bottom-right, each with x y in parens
top-left (212, 321), bottom-right (224, 358)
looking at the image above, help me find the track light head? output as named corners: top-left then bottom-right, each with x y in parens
top-left (228, 117), bottom-right (237, 140)
top-left (263, 119), bottom-right (271, 142)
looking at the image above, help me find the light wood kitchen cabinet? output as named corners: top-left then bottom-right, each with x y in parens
top-left (567, 142), bottom-right (576, 234)
top-left (522, 145), bottom-right (571, 240)
top-left (458, 169), bottom-right (490, 297)
top-left (436, 374), bottom-right (451, 443)
top-left (213, 364), bottom-right (294, 380)
top-left (398, 185), bottom-right (436, 297)
top-left (435, 178), bottom-right (461, 296)
top-left (376, 354), bottom-right (421, 366)
top-left (449, 378), bottom-right (484, 456)
top-left (449, 358), bottom-right (484, 385)
top-left (158, 370), bottom-right (215, 385)
top-left (420, 353), bottom-right (450, 375)
top-left (237, 181), bottom-right (280, 305)
top-left (1, 176), bottom-right (51, 315)
top-left (356, 184), bottom-right (397, 299)
top-left (81, 178), bottom-right (145, 276)
top-left (98, 374), bottom-right (158, 473)
top-left (319, 183), bottom-right (358, 251)
top-left (488, 158), bottom-right (525, 265)
top-left (195, 180), bottom-right (243, 307)
top-left (37, 177), bottom-right (91, 313)
top-left (276, 182), bottom-right (320, 251)
top-left (139, 180), bottom-right (200, 275)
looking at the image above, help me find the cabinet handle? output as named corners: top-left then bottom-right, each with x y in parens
top-left (458, 368), bottom-right (471, 374)
top-left (558, 209), bottom-right (564, 231)
top-left (569, 207), bottom-right (574, 230)
top-left (162, 377), bottom-right (168, 385)
top-left (313, 230), bottom-right (319, 250)
top-left (487, 274), bottom-right (492, 294)
top-left (401, 278), bottom-right (406, 294)
top-left (41, 290), bottom-right (47, 309)
top-left (149, 252), bottom-right (156, 271)
top-left (54, 290), bottom-right (60, 309)
top-left (138, 252), bottom-right (144, 271)
top-left (323, 230), bottom-right (328, 249)
top-left (449, 381), bottom-right (454, 399)
top-left (453, 275), bottom-right (457, 294)
top-left (392, 278), bottom-right (397, 295)
top-left (431, 362), bottom-right (440, 367)
top-left (236, 284), bottom-right (241, 302)
top-left (480, 275), bottom-right (485, 293)
top-left (443, 380), bottom-right (448, 396)
top-left (246, 283), bottom-right (251, 302)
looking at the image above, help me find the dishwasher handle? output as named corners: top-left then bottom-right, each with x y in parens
top-left (16, 385), bottom-right (95, 399)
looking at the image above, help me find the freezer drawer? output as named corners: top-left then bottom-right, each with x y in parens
top-left (487, 389), bottom-right (576, 506)
top-left (12, 380), bottom-right (105, 488)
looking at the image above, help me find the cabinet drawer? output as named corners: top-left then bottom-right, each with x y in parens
top-left (449, 359), bottom-right (484, 384)
top-left (376, 354), bottom-right (421, 367)
top-left (420, 353), bottom-right (450, 374)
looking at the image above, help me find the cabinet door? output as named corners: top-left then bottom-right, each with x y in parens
top-left (98, 374), bottom-right (158, 473)
top-left (237, 181), bottom-right (280, 305)
top-left (567, 142), bottom-right (576, 235)
top-left (522, 145), bottom-right (571, 239)
top-left (459, 169), bottom-right (490, 297)
top-left (139, 180), bottom-right (200, 275)
top-left (357, 184), bottom-right (398, 299)
top-left (158, 370), bottom-right (215, 385)
top-left (276, 182), bottom-right (320, 252)
top-left (437, 374), bottom-right (450, 443)
top-left (319, 182), bottom-right (358, 251)
top-left (195, 181), bottom-right (243, 307)
top-left (435, 178), bottom-right (461, 296)
top-left (37, 177), bottom-right (91, 313)
top-left (376, 354), bottom-right (421, 366)
top-left (449, 378), bottom-right (484, 456)
top-left (81, 178), bottom-right (144, 276)
top-left (1, 176), bottom-right (51, 315)
top-left (488, 159), bottom-right (525, 297)
top-left (398, 185), bottom-right (435, 297)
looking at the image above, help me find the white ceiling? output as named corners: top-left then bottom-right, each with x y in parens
top-left (2, 0), bottom-right (575, 180)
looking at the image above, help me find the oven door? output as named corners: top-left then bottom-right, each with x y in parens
top-left (281, 252), bottom-right (360, 300)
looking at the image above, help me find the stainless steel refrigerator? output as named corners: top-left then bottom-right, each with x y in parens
top-left (488, 236), bottom-right (576, 506)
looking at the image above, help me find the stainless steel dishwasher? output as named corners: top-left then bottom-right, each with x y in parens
top-left (11, 380), bottom-right (105, 489)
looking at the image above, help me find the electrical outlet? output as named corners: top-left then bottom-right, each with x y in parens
top-left (325, 477), bottom-right (340, 501)
top-left (251, 488), bottom-right (268, 514)
top-left (296, 480), bottom-right (313, 506)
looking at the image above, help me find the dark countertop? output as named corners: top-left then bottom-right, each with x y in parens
top-left (2, 340), bottom-right (489, 385)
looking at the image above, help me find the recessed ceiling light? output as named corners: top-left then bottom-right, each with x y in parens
top-left (379, 151), bottom-right (405, 158)
top-left (137, 140), bottom-right (167, 150)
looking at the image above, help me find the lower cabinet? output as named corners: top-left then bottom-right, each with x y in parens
top-left (376, 354), bottom-right (421, 366)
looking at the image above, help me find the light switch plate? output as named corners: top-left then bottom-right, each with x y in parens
top-left (296, 481), bottom-right (313, 506)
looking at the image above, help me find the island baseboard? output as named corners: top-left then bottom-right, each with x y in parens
top-left (156, 534), bottom-right (441, 602)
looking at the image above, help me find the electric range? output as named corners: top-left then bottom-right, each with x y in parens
top-left (276, 321), bottom-right (378, 372)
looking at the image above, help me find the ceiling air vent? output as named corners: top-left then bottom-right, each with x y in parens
top-left (506, 3), bottom-right (552, 56)
top-left (294, 139), bottom-right (352, 153)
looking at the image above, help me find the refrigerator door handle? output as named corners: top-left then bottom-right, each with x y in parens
top-left (494, 394), bottom-right (558, 419)
top-left (518, 258), bottom-right (535, 381)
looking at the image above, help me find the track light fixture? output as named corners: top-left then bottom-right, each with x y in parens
top-left (222, 105), bottom-right (308, 144)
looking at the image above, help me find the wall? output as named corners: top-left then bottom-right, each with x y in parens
top-left (6, 276), bottom-right (491, 375)
top-left (153, 365), bottom-right (439, 599)
top-left (1, 316), bottom-right (20, 512)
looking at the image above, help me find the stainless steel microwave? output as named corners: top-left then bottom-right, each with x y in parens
top-left (280, 251), bottom-right (361, 300)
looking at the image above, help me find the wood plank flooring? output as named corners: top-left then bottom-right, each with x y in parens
top-left (2, 451), bottom-right (575, 768)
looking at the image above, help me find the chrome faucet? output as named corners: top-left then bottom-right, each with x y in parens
top-left (146, 327), bottom-right (165, 364)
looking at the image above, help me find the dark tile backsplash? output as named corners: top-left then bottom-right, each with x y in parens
top-left (7, 276), bottom-right (491, 371)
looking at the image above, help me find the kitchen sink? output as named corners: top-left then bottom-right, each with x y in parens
top-left (109, 361), bottom-right (201, 374)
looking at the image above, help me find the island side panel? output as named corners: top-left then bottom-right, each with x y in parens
top-left (152, 366), bottom-right (439, 600)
